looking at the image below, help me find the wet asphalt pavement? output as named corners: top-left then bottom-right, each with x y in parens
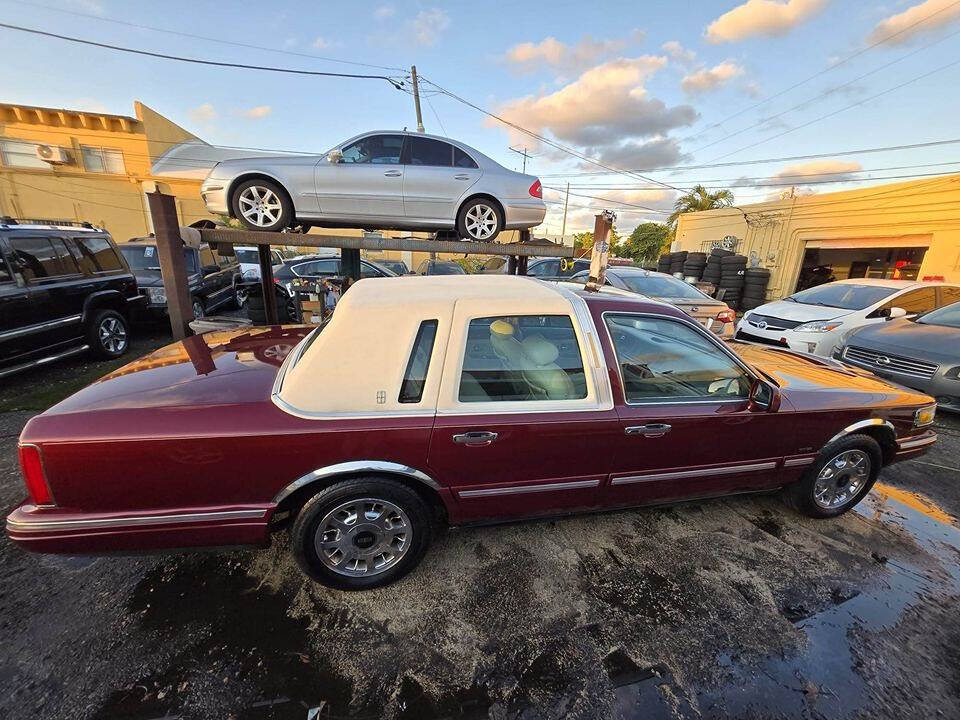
top-left (0, 403), bottom-right (958, 719)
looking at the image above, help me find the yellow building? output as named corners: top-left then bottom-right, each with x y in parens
top-left (0, 100), bottom-right (217, 239)
top-left (674, 174), bottom-right (960, 300)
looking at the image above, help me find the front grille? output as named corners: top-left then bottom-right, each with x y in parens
top-left (745, 314), bottom-right (803, 331)
top-left (736, 330), bottom-right (789, 347)
top-left (843, 345), bottom-right (938, 380)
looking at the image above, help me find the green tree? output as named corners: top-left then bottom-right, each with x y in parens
top-left (668, 185), bottom-right (734, 228)
top-left (573, 227), bottom-right (624, 257)
top-left (621, 222), bottom-right (670, 263)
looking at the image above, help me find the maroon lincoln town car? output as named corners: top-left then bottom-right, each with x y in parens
top-left (7, 276), bottom-right (938, 590)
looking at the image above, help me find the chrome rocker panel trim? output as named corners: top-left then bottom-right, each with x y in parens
top-left (272, 460), bottom-right (442, 505)
top-left (7, 508), bottom-right (267, 533)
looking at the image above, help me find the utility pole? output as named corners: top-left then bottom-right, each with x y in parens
top-left (509, 146), bottom-right (534, 173)
top-left (560, 182), bottom-right (570, 240)
top-left (411, 65), bottom-right (425, 133)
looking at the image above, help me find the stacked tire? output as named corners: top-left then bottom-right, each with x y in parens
top-left (657, 254), bottom-right (672, 274)
top-left (669, 251), bottom-right (687, 275)
top-left (681, 252), bottom-right (707, 279)
top-left (718, 254), bottom-right (747, 310)
top-left (702, 248), bottom-right (731, 285)
top-left (741, 268), bottom-right (771, 311)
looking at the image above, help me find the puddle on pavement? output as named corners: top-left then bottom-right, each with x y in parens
top-left (91, 556), bottom-right (352, 720)
top-left (672, 482), bottom-right (960, 719)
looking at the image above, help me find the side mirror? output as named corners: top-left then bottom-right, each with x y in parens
top-left (327, 149), bottom-right (343, 164)
top-left (749, 379), bottom-right (779, 412)
top-left (887, 306), bottom-right (907, 319)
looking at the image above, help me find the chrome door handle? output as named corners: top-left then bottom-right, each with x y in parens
top-left (454, 174), bottom-right (471, 180)
top-left (624, 424), bottom-right (672, 438)
top-left (384, 170), bottom-right (402, 177)
top-left (453, 431), bottom-right (498, 446)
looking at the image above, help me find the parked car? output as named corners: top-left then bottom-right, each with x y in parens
top-left (200, 131), bottom-right (546, 241)
top-left (735, 279), bottom-right (960, 356)
top-left (568, 267), bottom-right (737, 337)
top-left (7, 276), bottom-right (937, 590)
top-left (478, 256), bottom-right (590, 279)
top-left (272, 253), bottom-right (397, 292)
top-left (233, 245), bottom-right (284, 279)
top-left (0, 218), bottom-right (141, 377)
top-left (417, 259), bottom-right (466, 275)
top-left (375, 259), bottom-right (413, 275)
top-left (119, 238), bottom-right (243, 319)
top-left (833, 301), bottom-right (960, 413)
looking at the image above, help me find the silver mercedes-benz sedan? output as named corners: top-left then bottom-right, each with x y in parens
top-left (200, 130), bottom-right (546, 241)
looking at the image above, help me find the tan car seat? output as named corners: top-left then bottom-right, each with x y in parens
top-left (520, 334), bottom-right (576, 400)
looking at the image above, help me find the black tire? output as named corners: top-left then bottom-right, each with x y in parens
top-left (87, 309), bottom-right (130, 359)
top-left (744, 268), bottom-right (770, 280)
top-left (711, 248), bottom-right (734, 258)
top-left (457, 198), bottom-right (503, 241)
top-left (230, 178), bottom-right (294, 232)
top-left (783, 435), bottom-right (882, 518)
top-left (231, 282), bottom-right (248, 310)
top-left (191, 297), bottom-right (205, 320)
top-left (719, 278), bottom-right (744, 289)
top-left (291, 477), bottom-right (433, 590)
top-left (686, 252), bottom-right (707, 262)
top-left (721, 255), bottom-right (747, 267)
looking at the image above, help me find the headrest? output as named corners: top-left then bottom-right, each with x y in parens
top-left (490, 319), bottom-right (515, 337)
top-left (522, 335), bottom-right (559, 365)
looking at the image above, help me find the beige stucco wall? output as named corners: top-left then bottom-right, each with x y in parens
top-left (674, 174), bottom-right (960, 300)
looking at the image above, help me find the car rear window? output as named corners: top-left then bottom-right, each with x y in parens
top-left (399, 320), bottom-right (438, 403)
top-left (621, 274), bottom-right (708, 300)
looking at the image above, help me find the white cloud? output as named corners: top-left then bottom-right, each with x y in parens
top-left (374, 4), bottom-right (395, 20)
top-left (188, 103), bottom-right (216, 124)
top-left (313, 36), bottom-right (335, 49)
top-left (241, 105), bottom-right (271, 119)
top-left (408, 8), bottom-right (450, 47)
top-left (706, 0), bottom-right (829, 43)
top-left (735, 160), bottom-right (863, 190)
top-left (661, 40), bottom-right (697, 66)
top-left (867, 0), bottom-right (960, 45)
top-left (681, 61), bottom-right (745, 94)
top-left (493, 57), bottom-right (696, 151)
top-left (506, 32), bottom-right (644, 74)
top-left (587, 137), bottom-right (689, 172)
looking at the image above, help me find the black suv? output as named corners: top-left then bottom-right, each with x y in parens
top-left (0, 218), bottom-right (141, 378)
top-left (119, 238), bottom-right (243, 319)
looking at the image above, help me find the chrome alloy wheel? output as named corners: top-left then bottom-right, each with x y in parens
top-left (238, 185), bottom-right (283, 228)
top-left (98, 316), bottom-right (127, 354)
top-left (314, 498), bottom-right (412, 577)
top-left (464, 203), bottom-right (498, 240)
top-left (813, 449), bottom-right (871, 509)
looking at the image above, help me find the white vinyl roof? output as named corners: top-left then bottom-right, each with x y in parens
top-left (274, 275), bottom-right (578, 416)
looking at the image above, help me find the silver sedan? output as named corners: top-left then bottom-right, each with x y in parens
top-left (200, 131), bottom-right (546, 242)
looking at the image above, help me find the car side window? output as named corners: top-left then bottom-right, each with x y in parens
top-left (295, 259), bottom-right (339, 277)
top-left (215, 249), bottom-right (234, 268)
top-left (0, 252), bottom-right (12, 283)
top-left (458, 315), bottom-right (587, 402)
top-left (527, 259), bottom-right (559, 278)
top-left (340, 134), bottom-right (404, 165)
top-left (454, 147), bottom-right (479, 169)
top-left (605, 314), bottom-right (751, 403)
top-left (892, 288), bottom-right (936, 314)
top-left (360, 262), bottom-right (385, 278)
top-left (407, 137), bottom-right (453, 167)
top-left (7, 236), bottom-right (77, 280)
top-left (199, 247), bottom-right (217, 269)
top-left (937, 286), bottom-right (960, 307)
top-left (399, 320), bottom-right (438, 403)
top-left (74, 236), bottom-right (123, 273)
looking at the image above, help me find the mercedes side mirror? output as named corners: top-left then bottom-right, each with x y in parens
top-left (749, 379), bottom-right (779, 412)
top-left (887, 306), bottom-right (907, 319)
top-left (327, 149), bottom-right (343, 164)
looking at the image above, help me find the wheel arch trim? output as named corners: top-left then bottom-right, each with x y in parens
top-left (828, 418), bottom-right (896, 445)
top-left (271, 460), bottom-right (442, 506)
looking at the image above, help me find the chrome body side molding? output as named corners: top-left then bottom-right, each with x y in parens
top-left (457, 478), bottom-right (600, 499)
top-left (7, 508), bottom-right (266, 533)
top-left (612, 461), bottom-right (778, 486)
top-left (271, 460), bottom-right (442, 505)
top-left (783, 456), bottom-right (816, 468)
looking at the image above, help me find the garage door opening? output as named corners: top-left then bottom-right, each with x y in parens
top-left (796, 243), bottom-right (929, 291)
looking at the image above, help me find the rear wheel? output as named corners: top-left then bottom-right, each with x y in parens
top-left (291, 477), bottom-right (433, 590)
top-left (231, 178), bottom-right (293, 232)
top-left (457, 198), bottom-right (502, 241)
top-left (191, 297), bottom-right (205, 319)
top-left (783, 435), bottom-right (882, 518)
top-left (87, 309), bottom-right (129, 359)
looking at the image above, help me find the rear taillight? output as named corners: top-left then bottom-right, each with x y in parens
top-left (715, 308), bottom-right (736, 324)
top-left (19, 444), bottom-right (54, 506)
top-left (528, 179), bottom-right (542, 199)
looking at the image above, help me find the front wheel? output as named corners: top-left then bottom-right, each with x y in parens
top-left (191, 297), bottom-right (205, 319)
top-left (783, 434), bottom-right (882, 518)
top-left (231, 178), bottom-right (293, 232)
top-left (291, 477), bottom-right (432, 590)
top-left (457, 198), bottom-right (502, 242)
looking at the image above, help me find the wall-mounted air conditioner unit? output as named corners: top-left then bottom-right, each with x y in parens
top-left (35, 145), bottom-right (70, 164)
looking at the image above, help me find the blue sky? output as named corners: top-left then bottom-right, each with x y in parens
top-left (3, 0), bottom-right (960, 233)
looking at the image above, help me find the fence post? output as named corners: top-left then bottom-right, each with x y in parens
top-left (146, 191), bottom-right (193, 339)
top-left (258, 245), bottom-right (279, 324)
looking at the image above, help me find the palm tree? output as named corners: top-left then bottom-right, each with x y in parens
top-left (668, 185), bottom-right (735, 228)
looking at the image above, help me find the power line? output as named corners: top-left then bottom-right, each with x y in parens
top-left (0, 23), bottom-right (406, 88)
top-left (4, 0), bottom-right (406, 72)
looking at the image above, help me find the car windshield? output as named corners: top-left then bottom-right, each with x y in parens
top-left (916, 301), bottom-right (960, 328)
top-left (786, 283), bottom-right (898, 310)
top-left (620, 273), bottom-right (708, 300)
top-left (119, 245), bottom-right (198, 273)
top-left (234, 249), bottom-right (260, 264)
top-left (428, 263), bottom-right (465, 275)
